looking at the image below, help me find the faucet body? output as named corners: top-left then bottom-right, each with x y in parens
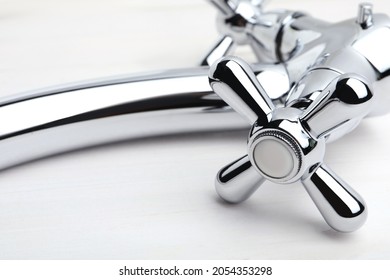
top-left (210, 1), bottom-right (390, 141)
top-left (214, 0), bottom-right (390, 111)
top-left (282, 12), bottom-right (390, 131)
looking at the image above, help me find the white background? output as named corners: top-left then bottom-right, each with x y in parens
top-left (0, 0), bottom-right (389, 259)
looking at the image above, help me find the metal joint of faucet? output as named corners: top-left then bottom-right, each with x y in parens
top-left (207, 0), bottom-right (390, 232)
top-left (210, 56), bottom-right (372, 232)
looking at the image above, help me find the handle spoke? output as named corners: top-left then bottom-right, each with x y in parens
top-left (209, 56), bottom-right (275, 125)
top-left (208, 0), bottom-right (236, 16)
top-left (216, 155), bottom-right (265, 203)
top-left (301, 73), bottom-right (373, 138)
top-left (201, 36), bottom-right (235, 66)
top-left (302, 164), bottom-right (367, 232)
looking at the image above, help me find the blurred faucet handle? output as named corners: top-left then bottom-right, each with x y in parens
top-left (300, 73), bottom-right (374, 139)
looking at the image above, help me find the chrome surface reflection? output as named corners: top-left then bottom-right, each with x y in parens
top-left (2, 0), bottom-right (389, 233)
top-left (207, 0), bottom-right (390, 232)
top-left (210, 56), bottom-right (371, 232)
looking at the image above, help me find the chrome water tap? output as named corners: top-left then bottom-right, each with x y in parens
top-left (0, 1), bottom-right (389, 232)
top-left (209, 1), bottom-right (390, 232)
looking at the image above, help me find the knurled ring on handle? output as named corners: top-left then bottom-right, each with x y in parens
top-left (248, 129), bottom-right (303, 183)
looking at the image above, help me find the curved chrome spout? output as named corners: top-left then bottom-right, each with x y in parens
top-left (0, 68), bottom-right (242, 170)
top-left (0, 63), bottom-right (289, 170)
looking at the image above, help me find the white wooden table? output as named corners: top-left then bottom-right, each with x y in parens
top-left (0, 0), bottom-right (389, 259)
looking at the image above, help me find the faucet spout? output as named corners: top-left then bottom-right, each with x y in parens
top-left (0, 68), bottom-right (244, 170)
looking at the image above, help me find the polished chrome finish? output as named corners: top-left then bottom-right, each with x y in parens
top-left (207, 0), bottom-right (390, 232)
top-left (303, 164), bottom-right (367, 233)
top-left (208, 0), bottom-right (390, 111)
top-left (204, 0), bottom-right (258, 65)
top-left (207, 0), bottom-right (295, 63)
top-left (0, 21), bottom-right (295, 173)
top-left (357, 3), bottom-right (374, 29)
top-left (252, 64), bottom-right (290, 102)
top-left (0, 60), bottom-right (291, 171)
top-left (215, 155), bottom-right (265, 203)
top-left (301, 73), bottom-right (374, 138)
top-left (352, 16), bottom-right (390, 78)
top-left (3, 1), bottom-right (390, 233)
top-left (201, 36), bottom-right (235, 66)
top-left (215, 0), bottom-right (267, 45)
top-left (0, 68), bottom-right (249, 170)
top-left (281, 12), bottom-right (390, 117)
top-left (209, 56), bottom-right (275, 124)
top-left (209, 0), bottom-right (235, 16)
top-left (209, 56), bottom-right (370, 232)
